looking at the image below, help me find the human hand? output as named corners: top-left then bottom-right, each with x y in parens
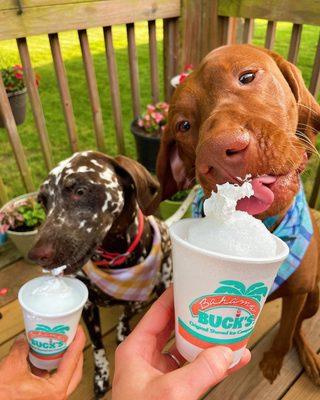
top-left (0, 325), bottom-right (86, 400)
top-left (112, 286), bottom-right (251, 400)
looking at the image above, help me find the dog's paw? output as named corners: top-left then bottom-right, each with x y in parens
top-left (259, 351), bottom-right (283, 384)
top-left (297, 340), bottom-right (320, 385)
top-left (93, 348), bottom-right (110, 398)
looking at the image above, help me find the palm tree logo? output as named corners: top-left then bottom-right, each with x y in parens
top-left (213, 280), bottom-right (268, 302)
top-left (35, 324), bottom-right (70, 334)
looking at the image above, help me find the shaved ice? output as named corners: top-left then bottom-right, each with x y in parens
top-left (187, 182), bottom-right (277, 258)
top-left (21, 276), bottom-right (84, 315)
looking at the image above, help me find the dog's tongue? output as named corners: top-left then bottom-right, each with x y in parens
top-left (236, 175), bottom-right (276, 215)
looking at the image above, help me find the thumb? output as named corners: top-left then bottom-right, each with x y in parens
top-left (7, 334), bottom-right (30, 369)
top-left (164, 346), bottom-right (233, 399)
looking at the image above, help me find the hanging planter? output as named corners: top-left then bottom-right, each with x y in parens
top-left (0, 65), bottom-right (40, 127)
top-left (0, 87), bottom-right (27, 127)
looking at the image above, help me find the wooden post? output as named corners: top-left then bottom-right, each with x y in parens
top-left (265, 21), bottom-right (277, 50)
top-left (163, 18), bottom-right (179, 101)
top-left (179, 0), bottom-right (219, 69)
top-left (49, 33), bottom-right (78, 153)
top-left (17, 37), bottom-right (53, 171)
top-left (148, 20), bottom-right (160, 104)
top-left (78, 29), bottom-right (105, 152)
top-left (242, 18), bottom-right (254, 44)
top-left (309, 34), bottom-right (320, 98)
top-left (288, 24), bottom-right (303, 64)
top-left (103, 26), bottom-right (125, 154)
top-left (0, 74), bottom-right (34, 192)
top-left (126, 23), bottom-right (141, 119)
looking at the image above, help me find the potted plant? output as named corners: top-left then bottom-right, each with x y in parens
top-left (131, 102), bottom-right (169, 173)
top-left (0, 65), bottom-right (40, 127)
top-left (160, 189), bottom-right (193, 220)
top-left (170, 64), bottom-right (194, 88)
top-left (0, 193), bottom-right (45, 261)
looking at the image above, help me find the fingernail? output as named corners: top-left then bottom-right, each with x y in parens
top-left (221, 347), bottom-right (233, 364)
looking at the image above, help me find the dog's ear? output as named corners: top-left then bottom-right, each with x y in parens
top-left (156, 125), bottom-right (191, 200)
top-left (113, 155), bottom-right (160, 215)
top-left (263, 48), bottom-right (320, 146)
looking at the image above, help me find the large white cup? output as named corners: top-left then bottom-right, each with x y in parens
top-left (18, 277), bottom-right (88, 371)
top-left (170, 219), bottom-right (289, 367)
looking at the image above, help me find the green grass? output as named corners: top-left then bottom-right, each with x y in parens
top-left (0, 22), bottom-right (164, 198)
top-left (0, 20), bottom-right (319, 201)
top-left (252, 21), bottom-right (320, 202)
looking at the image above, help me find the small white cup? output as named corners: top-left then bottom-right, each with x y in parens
top-left (18, 277), bottom-right (88, 371)
top-left (170, 219), bottom-right (289, 367)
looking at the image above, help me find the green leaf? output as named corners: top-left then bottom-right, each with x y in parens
top-left (250, 294), bottom-right (262, 302)
top-left (219, 280), bottom-right (246, 295)
top-left (214, 286), bottom-right (244, 296)
top-left (35, 324), bottom-right (52, 332)
top-left (246, 283), bottom-right (268, 297)
top-left (246, 282), bottom-right (266, 292)
top-left (248, 287), bottom-right (268, 296)
top-left (52, 325), bottom-right (69, 333)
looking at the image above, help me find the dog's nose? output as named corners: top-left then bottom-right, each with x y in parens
top-left (197, 131), bottom-right (250, 175)
top-left (28, 243), bottom-right (54, 264)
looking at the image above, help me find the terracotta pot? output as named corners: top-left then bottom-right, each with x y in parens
top-left (0, 88), bottom-right (27, 127)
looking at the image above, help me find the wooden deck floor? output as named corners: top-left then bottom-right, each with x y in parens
top-left (0, 246), bottom-right (319, 400)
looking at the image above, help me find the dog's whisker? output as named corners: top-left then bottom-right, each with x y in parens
top-left (297, 122), bottom-right (319, 135)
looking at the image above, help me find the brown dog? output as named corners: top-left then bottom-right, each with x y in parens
top-left (157, 44), bottom-right (320, 384)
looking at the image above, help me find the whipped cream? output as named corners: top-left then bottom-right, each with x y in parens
top-left (203, 182), bottom-right (253, 219)
top-left (188, 181), bottom-right (277, 258)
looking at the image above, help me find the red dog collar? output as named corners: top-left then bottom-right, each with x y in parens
top-left (94, 209), bottom-right (145, 268)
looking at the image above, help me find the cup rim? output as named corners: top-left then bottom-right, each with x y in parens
top-left (18, 276), bottom-right (89, 318)
top-left (170, 218), bottom-right (289, 265)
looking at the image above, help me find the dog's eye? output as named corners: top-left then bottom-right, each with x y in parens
top-left (75, 187), bottom-right (86, 196)
top-left (239, 72), bottom-right (255, 85)
top-left (176, 121), bottom-right (191, 133)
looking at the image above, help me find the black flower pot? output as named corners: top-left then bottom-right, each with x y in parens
top-left (130, 119), bottom-right (161, 173)
top-left (0, 88), bottom-right (27, 127)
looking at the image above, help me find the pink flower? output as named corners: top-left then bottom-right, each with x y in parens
top-left (15, 73), bottom-right (23, 80)
top-left (137, 119), bottom-right (144, 127)
top-left (154, 112), bottom-right (164, 124)
top-left (0, 224), bottom-right (9, 234)
top-left (147, 104), bottom-right (156, 113)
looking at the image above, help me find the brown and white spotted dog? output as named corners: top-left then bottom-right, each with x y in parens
top-left (28, 151), bottom-right (172, 399)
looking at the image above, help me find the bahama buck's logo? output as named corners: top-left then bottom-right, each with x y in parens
top-left (28, 324), bottom-right (70, 360)
top-left (178, 280), bottom-right (268, 351)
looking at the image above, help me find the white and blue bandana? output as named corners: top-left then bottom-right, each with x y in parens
top-left (191, 184), bottom-right (313, 294)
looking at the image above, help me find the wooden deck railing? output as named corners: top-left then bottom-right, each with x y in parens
top-left (0, 0), bottom-right (180, 199)
top-left (0, 0), bottom-right (319, 208)
top-left (212, 0), bottom-right (320, 208)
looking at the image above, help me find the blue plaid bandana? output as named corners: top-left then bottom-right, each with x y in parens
top-left (191, 184), bottom-right (313, 294)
